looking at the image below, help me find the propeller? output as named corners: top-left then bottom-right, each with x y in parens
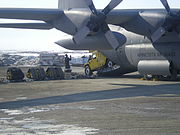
top-left (151, 0), bottom-right (180, 42)
top-left (73, 0), bottom-right (123, 50)
top-left (160, 0), bottom-right (171, 13)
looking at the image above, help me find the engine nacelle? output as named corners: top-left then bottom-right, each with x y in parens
top-left (55, 34), bottom-right (113, 50)
top-left (138, 60), bottom-right (172, 76)
top-left (56, 32), bottom-right (126, 50)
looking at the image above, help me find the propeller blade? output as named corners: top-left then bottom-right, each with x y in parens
top-left (160, 0), bottom-right (171, 13)
top-left (85, 0), bottom-right (98, 15)
top-left (105, 30), bottom-right (120, 50)
top-left (151, 27), bottom-right (166, 42)
top-left (102, 0), bottom-right (123, 15)
top-left (73, 0), bottom-right (123, 47)
top-left (73, 26), bottom-right (90, 44)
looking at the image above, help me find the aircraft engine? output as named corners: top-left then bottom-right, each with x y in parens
top-left (138, 60), bottom-right (172, 76)
top-left (55, 32), bottom-right (126, 50)
top-left (151, 0), bottom-right (180, 42)
top-left (55, 34), bottom-right (112, 50)
top-left (54, 0), bottom-right (124, 50)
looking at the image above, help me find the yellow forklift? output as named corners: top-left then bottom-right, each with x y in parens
top-left (84, 51), bottom-right (114, 76)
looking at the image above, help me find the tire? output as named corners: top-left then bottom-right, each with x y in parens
top-left (106, 60), bottom-right (113, 68)
top-left (85, 66), bottom-right (93, 76)
top-left (55, 67), bottom-right (64, 79)
top-left (7, 67), bottom-right (24, 81)
top-left (46, 68), bottom-right (56, 80)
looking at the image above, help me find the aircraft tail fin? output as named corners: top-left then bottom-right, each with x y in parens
top-left (58, 0), bottom-right (88, 10)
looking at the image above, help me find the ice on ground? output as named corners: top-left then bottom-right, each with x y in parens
top-left (0, 117), bottom-right (99, 135)
top-left (0, 105), bottom-right (96, 116)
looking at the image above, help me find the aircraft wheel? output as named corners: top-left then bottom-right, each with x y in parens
top-left (85, 66), bottom-right (93, 76)
top-left (106, 60), bottom-right (113, 68)
top-left (143, 74), bottom-right (152, 80)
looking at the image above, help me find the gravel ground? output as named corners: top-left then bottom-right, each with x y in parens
top-left (0, 67), bottom-right (180, 135)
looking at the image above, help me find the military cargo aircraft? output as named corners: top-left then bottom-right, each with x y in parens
top-left (0, 0), bottom-right (180, 80)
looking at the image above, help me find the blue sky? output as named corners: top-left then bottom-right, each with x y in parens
top-left (0, 0), bottom-right (179, 51)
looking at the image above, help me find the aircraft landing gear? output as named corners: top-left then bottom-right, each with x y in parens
top-left (142, 75), bottom-right (161, 81)
top-left (142, 70), bottom-right (178, 81)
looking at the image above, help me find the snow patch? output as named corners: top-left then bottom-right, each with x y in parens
top-left (0, 105), bottom-right (96, 116)
top-left (0, 117), bottom-right (99, 135)
top-left (16, 97), bottom-right (28, 100)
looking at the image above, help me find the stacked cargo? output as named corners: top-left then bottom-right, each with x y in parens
top-left (39, 53), bottom-right (64, 66)
top-left (46, 67), bottom-right (64, 80)
top-left (5, 66), bottom-right (65, 82)
top-left (26, 68), bottom-right (46, 81)
top-left (6, 67), bottom-right (24, 82)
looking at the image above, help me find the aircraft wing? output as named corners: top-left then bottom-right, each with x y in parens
top-left (0, 8), bottom-right (62, 21)
top-left (0, 23), bottom-right (53, 29)
top-left (0, 8), bottom-right (140, 29)
top-left (108, 9), bottom-right (180, 42)
top-left (0, 8), bottom-right (63, 29)
top-left (106, 9), bottom-right (139, 25)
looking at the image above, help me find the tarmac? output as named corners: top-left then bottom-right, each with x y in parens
top-left (0, 67), bottom-right (180, 135)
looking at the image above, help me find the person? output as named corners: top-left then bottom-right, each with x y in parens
top-left (88, 55), bottom-right (92, 62)
top-left (65, 54), bottom-right (72, 72)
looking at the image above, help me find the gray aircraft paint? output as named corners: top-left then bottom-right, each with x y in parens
top-left (0, 0), bottom-right (180, 77)
top-left (100, 26), bottom-right (180, 75)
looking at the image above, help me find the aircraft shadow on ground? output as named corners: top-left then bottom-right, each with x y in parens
top-left (98, 74), bottom-right (142, 79)
top-left (0, 83), bottom-right (180, 109)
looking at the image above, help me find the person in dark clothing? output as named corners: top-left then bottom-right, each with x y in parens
top-left (65, 54), bottom-right (72, 72)
top-left (88, 55), bottom-right (92, 62)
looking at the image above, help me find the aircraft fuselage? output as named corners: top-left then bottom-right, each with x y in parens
top-left (101, 26), bottom-right (180, 76)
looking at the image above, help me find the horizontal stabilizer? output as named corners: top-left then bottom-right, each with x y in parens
top-left (0, 23), bottom-right (53, 29)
